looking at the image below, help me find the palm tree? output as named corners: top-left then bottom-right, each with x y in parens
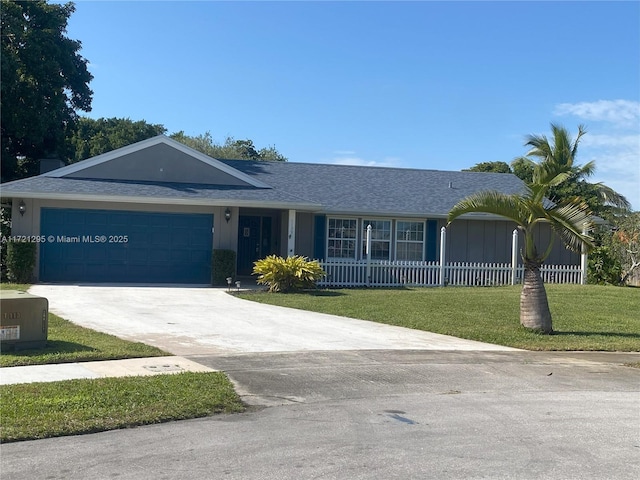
top-left (513, 124), bottom-right (630, 215)
top-left (448, 124), bottom-right (595, 333)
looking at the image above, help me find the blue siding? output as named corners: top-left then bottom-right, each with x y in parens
top-left (40, 208), bottom-right (213, 283)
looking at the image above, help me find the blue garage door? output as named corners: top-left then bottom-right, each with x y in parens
top-left (40, 208), bottom-right (213, 283)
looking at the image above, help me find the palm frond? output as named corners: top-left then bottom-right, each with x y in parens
top-left (447, 190), bottom-right (529, 227)
top-left (571, 124), bottom-right (587, 160)
top-left (575, 159), bottom-right (595, 179)
top-left (524, 133), bottom-right (552, 160)
top-left (546, 199), bottom-right (594, 253)
top-left (593, 182), bottom-right (631, 210)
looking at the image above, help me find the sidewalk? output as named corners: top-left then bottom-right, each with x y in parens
top-left (0, 356), bottom-right (214, 385)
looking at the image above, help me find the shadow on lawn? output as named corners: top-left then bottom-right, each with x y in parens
top-left (1, 340), bottom-right (96, 357)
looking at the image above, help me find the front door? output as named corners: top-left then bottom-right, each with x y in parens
top-left (237, 216), bottom-right (273, 275)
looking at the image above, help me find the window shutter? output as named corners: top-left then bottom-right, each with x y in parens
top-left (426, 220), bottom-right (438, 261)
top-left (313, 215), bottom-right (326, 260)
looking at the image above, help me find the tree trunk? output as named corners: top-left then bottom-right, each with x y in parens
top-left (520, 262), bottom-right (553, 333)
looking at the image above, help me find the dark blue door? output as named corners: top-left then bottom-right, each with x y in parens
top-left (237, 215), bottom-right (273, 275)
top-left (40, 208), bottom-right (213, 283)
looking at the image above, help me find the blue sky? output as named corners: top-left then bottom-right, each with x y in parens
top-left (64, 1), bottom-right (640, 209)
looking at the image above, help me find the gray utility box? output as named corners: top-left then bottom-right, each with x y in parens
top-left (0, 290), bottom-right (49, 351)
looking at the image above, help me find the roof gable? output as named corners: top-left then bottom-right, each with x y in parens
top-left (46, 136), bottom-right (271, 188)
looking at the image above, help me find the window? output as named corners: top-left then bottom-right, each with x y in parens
top-left (327, 218), bottom-right (357, 258)
top-left (396, 221), bottom-right (424, 261)
top-left (362, 219), bottom-right (391, 260)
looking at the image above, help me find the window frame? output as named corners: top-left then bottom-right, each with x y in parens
top-left (326, 217), bottom-right (358, 260)
top-left (394, 219), bottom-right (426, 261)
top-left (362, 218), bottom-right (392, 261)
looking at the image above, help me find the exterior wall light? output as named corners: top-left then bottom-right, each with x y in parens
top-left (224, 208), bottom-right (232, 223)
top-left (18, 200), bottom-right (26, 217)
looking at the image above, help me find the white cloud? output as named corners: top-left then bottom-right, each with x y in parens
top-left (581, 134), bottom-right (639, 149)
top-left (332, 150), bottom-right (357, 156)
top-left (554, 99), bottom-right (640, 128)
top-left (325, 155), bottom-right (403, 168)
top-left (554, 99), bottom-right (640, 210)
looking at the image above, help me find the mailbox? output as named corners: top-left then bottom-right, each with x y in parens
top-left (0, 290), bottom-right (48, 350)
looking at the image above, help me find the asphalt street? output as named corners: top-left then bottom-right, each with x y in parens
top-left (3, 349), bottom-right (639, 480)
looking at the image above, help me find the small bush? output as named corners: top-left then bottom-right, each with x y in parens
top-left (253, 255), bottom-right (325, 293)
top-left (588, 245), bottom-right (622, 285)
top-left (212, 249), bottom-right (236, 286)
top-left (6, 242), bottom-right (36, 283)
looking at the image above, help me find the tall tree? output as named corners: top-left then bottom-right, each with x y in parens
top-left (170, 131), bottom-right (287, 161)
top-left (65, 117), bottom-right (166, 163)
top-left (512, 124), bottom-right (630, 218)
top-left (463, 161), bottom-right (512, 174)
top-left (448, 124), bottom-right (594, 333)
top-left (1, 0), bottom-right (93, 181)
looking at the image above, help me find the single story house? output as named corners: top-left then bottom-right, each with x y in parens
top-left (1, 135), bottom-right (579, 284)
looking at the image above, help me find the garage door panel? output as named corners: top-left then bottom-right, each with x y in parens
top-left (40, 208), bottom-right (213, 283)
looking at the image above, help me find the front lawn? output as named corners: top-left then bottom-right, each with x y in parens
top-left (0, 312), bottom-right (167, 367)
top-left (238, 284), bottom-right (640, 351)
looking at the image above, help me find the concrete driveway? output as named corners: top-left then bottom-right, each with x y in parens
top-left (28, 284), bottom-right (518, 356)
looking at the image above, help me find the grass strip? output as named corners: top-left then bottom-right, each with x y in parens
top-left (1, 313), bottom-right (167, 367)
top-left (238, 284), bottom-right (640, 351)
top-left (0, 372), bottom-right (245, 443)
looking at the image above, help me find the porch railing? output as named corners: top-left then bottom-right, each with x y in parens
top-left (318, 260), bottom-right (582, 288)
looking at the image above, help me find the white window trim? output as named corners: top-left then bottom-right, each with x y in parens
top-left (362, 218), bottom-right (392, 261)
top-left (326, 217), bottom-right (359, 260)
top-left (394, 219), bottom-right (426, 261)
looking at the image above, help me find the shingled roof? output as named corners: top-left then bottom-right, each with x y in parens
top-left (1, 136), bottom-right (526, 218)
top-left (220, 160), bottom-right (525, 217)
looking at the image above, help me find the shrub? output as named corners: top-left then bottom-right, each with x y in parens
top-left (6, 241), bottom-right (36, 283)
top-left (588, 245), bottom-right (622, 285)
top-left (212, 249), bottom-right (236, 286)
top-left (253, 255), bottom-right (325, 293)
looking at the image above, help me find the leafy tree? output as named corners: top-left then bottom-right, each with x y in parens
top-left (588, 239), bottom-right (623, 285)
top-left (1, 0), bottom-right (93, 181)
top-left (463, 161), bottom-right (512, 174)
top-left (612, 212), bottom-right (640, 285)
top-left (170, 131), bottom-right (287, 161)
top-left (591, 213), bottom-right (640, 286)
top-left (448, 124), bottom-right (594, 333)
top-left (510, 157), bottom-right (535, 183)
top-left (66, 117), bottom-right (167, 163)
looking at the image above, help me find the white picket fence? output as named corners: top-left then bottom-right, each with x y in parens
top-left (318, 260), bottom-right (582, 288)
top-left (317, 227), bottom-right (585, 287)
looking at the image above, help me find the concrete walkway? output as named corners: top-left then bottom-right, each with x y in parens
top-left (0, 284), bottom-right (518, 385)
top-left (0, 356), bottom-right (213, 385)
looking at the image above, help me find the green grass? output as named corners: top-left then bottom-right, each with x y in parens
top-left (0, 372), bottom-right (245, 443)
top-left (238, 284), bottom-right (640, 351)
top-left (0, 312), bottom-right (168, 367)
top-left (0, 283), bottom-right (31, 292)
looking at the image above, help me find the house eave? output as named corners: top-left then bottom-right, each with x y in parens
top-left (318, 209), bottom-right (511, 222)
top-left (0, 191), bottom-right (323, 211)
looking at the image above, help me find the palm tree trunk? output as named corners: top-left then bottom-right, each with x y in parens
top-left (520, 261), bottom-right (553, 333)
